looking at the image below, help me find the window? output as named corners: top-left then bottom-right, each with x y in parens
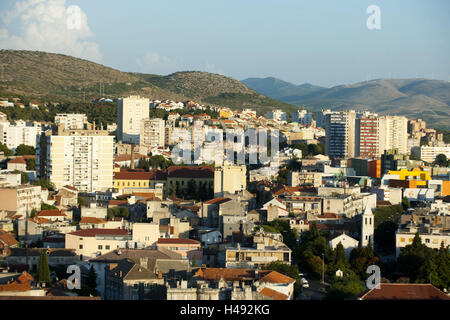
top-left (400, 237), bottom-right (405, 242)
top-left (79, 245), bottom-right (83, 249)
top-left (106, 245), bottom-right (110, 250)
top-left (98, 245), bottom-right (103, 250)
top-left (425, 239), bottom-right (430, 244)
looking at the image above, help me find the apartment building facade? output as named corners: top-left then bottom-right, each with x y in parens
top-left (117, 96), bottom-right (150, 144)
top-left (324, 111), bottom-right (356, 159)
top-left (37, 128), bottom-right (114, 192)
top-left (0, 119), bottom-right (41, 150)
top-left (0, 185), bottom-right (41, 215)
top-left (140, 118), bottom-right (165, 149)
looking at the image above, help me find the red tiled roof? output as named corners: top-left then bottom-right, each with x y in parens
top-left (69, 228), bottom-right (129, 237)
top-left (258, 271), bottom-right (295, 284)
top-left (114, 169), bottom-right (167, 181)
top-left (259, 287), bottom-right (288, 300)
top-left (194, 268), bottom-right (294, 284)
top-left (79, 217), bottom-right (107, 224)
top-left (361, 284), bottom-right (450, 300)
top-left (157, 238), bottom-right (200, 245)
top-left (37, 210), bottom-right (65, 217)
top-left (62, 185), bottom-right (78, 191)
top-left (114, 153), bottom-right (148, 162)
top-left (167, 166), bottom-right (214, 179)
top-left (0, 230), bottom-right (18, 247)
top-left (274, 186), bottom-right (317, 196)
top-left (26, 217), bottom-right (52, 224)
top-left (8, 157), bottom-right (26, 164)
top-left (317, 212), bottom-right (342, 219)
top-left (203, 197), bottom-right (231, 205)
top-left (108, 200), bottom-right (128, 206)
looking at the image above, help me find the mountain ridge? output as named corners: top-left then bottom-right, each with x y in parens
top-left (242, 76), bottom-right (450, 129)
top-left (0, 50), bottom-right (297, 115)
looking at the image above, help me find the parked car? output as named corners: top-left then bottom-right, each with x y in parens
top-left (301, 278), bottom-right (309, 288)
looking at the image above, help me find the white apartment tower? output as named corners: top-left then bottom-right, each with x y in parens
top-left (140, 118), bottom-right (165, 148)
top-left (324, 110), bottom-right (356, 159)
top-left (0, 119), bottom-right (41, 150)
top-left (37, 123), bottom-right (114, 193)
top-left (55, 113), bottom-right (89, 130)
top-left (361, 205), bottom-right (374, 247)
top-left (378, 116), bottom-right (408, 155)
top-left (292, 110), bottom-right (313, 125)
top-left (117, 96), bottom-right (150, 144)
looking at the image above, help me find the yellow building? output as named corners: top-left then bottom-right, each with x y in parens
top-left (113, 169), bottom-right (166, 196)
top-left (387, 168), bottom-right (431, 187)
top-left (214, 163), bottom-right (247, 197)
top-left (219, 109), bottom-right (233, 119)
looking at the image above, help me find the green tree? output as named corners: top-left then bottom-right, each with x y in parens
top-left (41, 202), bottom-right (58, 210)
top-left (0, 142), bottom-right (13, 156)
top-left (276, 167), bottom-right (288, 185)
top-left (26, 158), bottom-right (36, 170)
top-left (324, 273), bottom-right (366, 300)
top-left (434, 154), bottom-right (448, 167)
top-left (307, 255), bottom-right (326, 278)
top-left (397, 233), bottom-right (437, 282)
top-left (87, 265), bottom-right (98, 296)
top-left (78, 197), bottom-right (85, 207)
top-left (15, 144), bottom-right (36, 156)
top-left (38, 249), bottom-right (51, 284)
top-left (34, 178), bottom-right (55, 191)
top-left (374, 221), bottom-right (397, 254)
top-left (30, 208), bottom-right (37, 219)
top-left (349, 245), bottom-right (380, 280)
top-left (21, 172), bottom-right (29, 184)
top-left (434, 242), bottom-right (450, 289)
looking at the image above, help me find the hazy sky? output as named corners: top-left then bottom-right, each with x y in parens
top-left (1, 0), bottom-right (449, 87)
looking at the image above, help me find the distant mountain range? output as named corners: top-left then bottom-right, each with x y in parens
top-left (242, 77), bottom-right (450, 129)
top-left (0, 50), bottom-right (448, 129)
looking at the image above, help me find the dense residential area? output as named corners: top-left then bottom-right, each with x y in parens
top-left (0, 95), bottom-right (449, 301)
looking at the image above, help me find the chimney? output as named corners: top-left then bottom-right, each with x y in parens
top-left (139, 257), bottom-right (148, 268)
top-left (130, 144), bottom-right (135, 170)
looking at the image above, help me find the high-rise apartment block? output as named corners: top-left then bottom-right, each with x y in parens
top-left (266, 109), bottom-right (287, 122)
top-left (37, 118), bottom-right (114, 192)
top-left (355, 113), bottom-right (379, 158)
top-left (325, 110), bottom-right (408, 159)
top-left (117, 96), bottom-right (150, 144)
top-left (0, 119), bottom-right (42, 150)
top-left (55, 113), bottom-right (89, 130)
top-left (140, 118), bottom-right (165, 149)
top-left (324, 110), bottom-right (356, 159)
top-left (292, 110), bottom-right (313, 125)
top-left (315, 109), bottom-right (332, 129)
top-left (378, 115), bottom-right (408, 155)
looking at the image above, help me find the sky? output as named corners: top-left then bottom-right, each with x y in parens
top-left (0, 0), bottom-right (449, 87)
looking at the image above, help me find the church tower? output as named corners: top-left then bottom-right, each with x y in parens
top-left (361, 205), bottom-right (374, 247)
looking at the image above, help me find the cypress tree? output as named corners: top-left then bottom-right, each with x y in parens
top-left (38, 249), bottom-right (50, 284)
top-left (87, 265), bottom-right (98, 296)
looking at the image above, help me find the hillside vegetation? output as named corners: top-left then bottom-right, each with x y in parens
top-left (0, 50), bottom-right (297, 115)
